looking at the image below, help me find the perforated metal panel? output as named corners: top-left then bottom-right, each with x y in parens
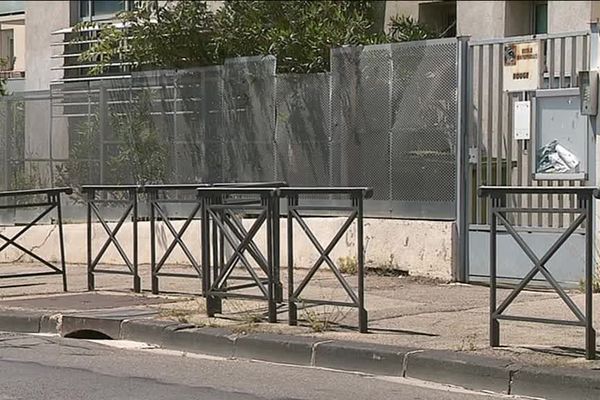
top-left (0, 100), bottom-right (7, 191)
top-left (221, 56), bottom-right (277, 182)
top-left (331, 39), bottom-right (458, 218)
top-left (275, 73), bottom-right (331, 186)
top-left (391, 40), bottom-right (458, 218)
top-left (1, 43), bottom-right (460, 221)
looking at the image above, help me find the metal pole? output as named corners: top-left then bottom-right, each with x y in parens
top-left (490, 195), bottom-right (500, 347)
top-left (200, 194), bottom-right (209, 295)
top-left (584, 193), bottom-right (596, 359)
top-left (211, 195), bottom-right (222, 314)
top-left (132, 189), bottom-right (140, 293)
top-left (287, 195), bottom-right (297, 325)
top-left (56, 193), bottom-right (68, 292)
top-left (456, 36), bottom-right (471, 283)
top-left (272, 193), bottom-right (282, 303)
top-left (266, 194), bottom-right (277, 323)
top-left (357, 193), bottom-right (368, 333)
top-left (203, 194), bottom-right (220, 316)
top-left (87, 190), bottom-right (94, 290)
top-left (150, 189), bottom-right (158, 294)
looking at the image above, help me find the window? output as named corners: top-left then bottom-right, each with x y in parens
top-left (0, 1), bottom-right (24, 16)
top-left (533, 1), bottom-right (548, 34)
top-left (0, 29), bottom-right (15, 70)
top-left (505, 1), bottom-right (547, 37)
top-left (418, 1), bottom-right (457, 38)
top-left (79, 0), bottom-right (134, 20)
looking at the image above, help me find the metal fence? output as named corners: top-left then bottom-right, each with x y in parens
top-left (0, 40), bottom-right (460, 221)
top-left (466, 31), bottom-right (592, 283)
top-left (468, 32), bottom-right (591, 228)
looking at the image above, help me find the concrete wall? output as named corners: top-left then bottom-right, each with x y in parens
top-left (548, 1), bottom-right (592, 34)
top-left (0, 219), bottom-right (455, 280)
top-left (24, 0), bottom-right (70, 91)
top-left (456, 1), bottom-right (505, 39)
top-left (384, 0), bottom-right (420, 28)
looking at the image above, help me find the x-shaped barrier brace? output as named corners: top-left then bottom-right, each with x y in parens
top-left (199, 188), bottom-right (280, 323)
top-left (150, 199), bottom-right (203, 294)
top-left (480, 186), bottom-right (596, 360)
top-left (145, 184), bottom-right (210, 294)
top-left (145, 183), bottom-right (286, 295)
top-left (83, 186), bottom-right (140, 293)
top-left (0, 188), bottom-right (72, 291)
top-left (282, 188), bottom-right (372, 333)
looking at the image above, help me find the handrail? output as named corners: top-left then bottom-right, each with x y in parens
top-left (0, 187), bottom-right (73, 198)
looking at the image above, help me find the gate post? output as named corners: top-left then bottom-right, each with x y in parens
top-left (456, 35), bottom-right (471, 283)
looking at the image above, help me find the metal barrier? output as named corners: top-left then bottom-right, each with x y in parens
top-left (145, 184), bottom-right (210, 294)
top-left (198, 187), bottom-right (282, 322)
top-left (145, 182), bottom-right (288, 295)
top-left (80, 182), bottom-right (372, 333)
top-left (281, 187), bottom-right (372, 333)
top-left (479, 186), bottom-right (596, 360)
top-left (82, 185), bottom-right (141, 293)
top-left (0, 187), bottom-right (72, 291)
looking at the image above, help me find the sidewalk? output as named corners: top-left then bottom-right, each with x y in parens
top-left (0, 263), bottom-right (598, 398)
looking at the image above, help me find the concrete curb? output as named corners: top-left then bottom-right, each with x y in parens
top-left (0, 310), bottom-right (46, 333)
top-left (0, 311), bottom-right (598, 399)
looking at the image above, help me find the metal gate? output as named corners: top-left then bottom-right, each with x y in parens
top-left (466, 30), bottom-right (594, 284)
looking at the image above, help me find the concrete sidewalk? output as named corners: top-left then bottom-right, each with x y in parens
top-left (0, 262), bottom-right (598, 398)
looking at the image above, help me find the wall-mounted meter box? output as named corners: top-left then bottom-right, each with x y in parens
top-left (533, 88), bottom-right (589, 181)
top-left (579, 70), bottom-right (598, 115)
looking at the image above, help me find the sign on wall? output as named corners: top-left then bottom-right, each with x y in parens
top-left (503, 41), bottom-right (540, 92)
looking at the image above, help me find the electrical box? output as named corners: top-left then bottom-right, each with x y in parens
top-left (534, 88), bottom-right (589, 181)
top-left (579, 70), bottom-right (598, 115)
top-left (513, 101), bottom-right (531, 140)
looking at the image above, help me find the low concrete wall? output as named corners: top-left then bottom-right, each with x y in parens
top-left (0, 218), bottom-right (455, 280)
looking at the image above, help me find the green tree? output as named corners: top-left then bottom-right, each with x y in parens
top-left (211, 1), bottom-right (385, 73)
top-left (76, 0), bottom-right (437, 75)
top-left (77, 0), bottom-right (215, 75)
top-left (108, 89), bottom-right (168, 184)
top-left (0, 58), bottom-right (9, 96)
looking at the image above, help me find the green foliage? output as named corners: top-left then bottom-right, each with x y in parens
top-left (107, 89), bottom-right (168, 184)
top-left (212, 1), bottom-right (385, 73)
top-left (77, 0), bottom-right (216, 75)
top-left (9, 164), bottom-right (43, 191)
top-left (0, 58), bottom-right (8, 96)
top-left (76, 1), bottom-right (438, 75)
top-left (388, 15), bottom-right (439, 42)
top-left (579, 276), bottom-right (600, 294)
top-left (338, 255), bottom-right (358, 275)
top-left (58, 89), bottom-right (168, 187)
top-left (56, 113), bottom-right (100, 191)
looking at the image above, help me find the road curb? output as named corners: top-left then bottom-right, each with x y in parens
top-left (510, 365), bottom-right (600, 399)
top-left (0, 309), bottom-right (45, 333)
top-left (1, 311), bottom-right (599, 399)
top-left (404, 349), bottom-right (518, 394)
top-left (312, 340), bottom-right (414, 376)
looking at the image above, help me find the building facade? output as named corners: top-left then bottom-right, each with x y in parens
top-left (0, 0), bottom-right (597, 92)
top-left (0, 0), bottom-right (600, 91)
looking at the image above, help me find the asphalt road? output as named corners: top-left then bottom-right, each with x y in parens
top-left (0, 332), bottom-right (529, 400)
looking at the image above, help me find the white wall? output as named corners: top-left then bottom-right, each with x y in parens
top-left (24, 0), bottom-right (70, 91)
top-left (0, 219), bottom-right (456, 280)
top-left (548, 1), bottom-right (592, 34)
top-left (457, 1), bottom-right (505, 39)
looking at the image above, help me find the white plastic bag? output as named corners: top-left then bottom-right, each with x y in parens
top-left (536, 140), bottom-right (580, 173)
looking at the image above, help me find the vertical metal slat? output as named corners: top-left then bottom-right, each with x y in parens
top-left (486, 44), bottom-right (494, 225)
